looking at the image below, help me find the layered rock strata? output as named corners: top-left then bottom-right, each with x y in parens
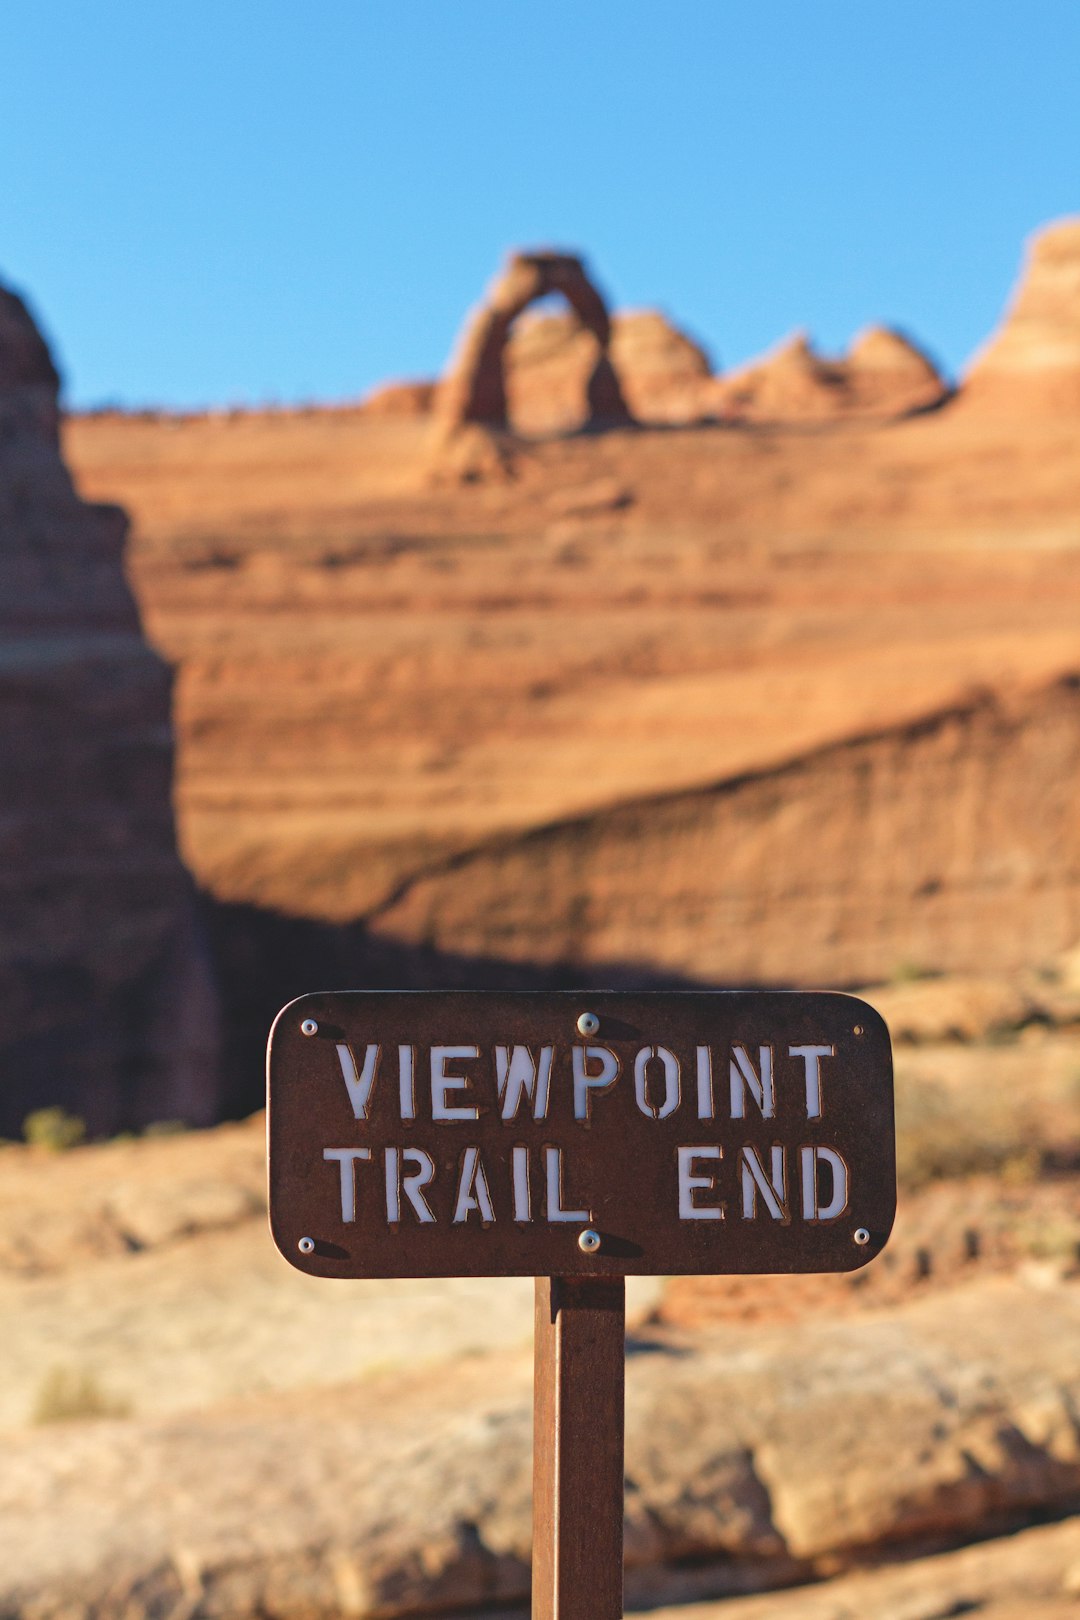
top-left (0, 279), bottom-right (219, 1134)
top-left (369, 678), bottom-right (1080, 988)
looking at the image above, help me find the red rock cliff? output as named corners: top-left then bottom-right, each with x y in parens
top-left (0, 281), bottom-right (220, 1134)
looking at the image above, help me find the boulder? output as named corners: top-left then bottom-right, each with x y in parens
top-left (0, 277), bottom-right (220, 1134)
top-left (965, 217), bottom-right (1080, 410)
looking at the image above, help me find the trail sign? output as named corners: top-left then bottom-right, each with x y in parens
top-left (268, 987), bottom-right (895, 1620)
top-left (268, 990), bottom-right (894, 1279)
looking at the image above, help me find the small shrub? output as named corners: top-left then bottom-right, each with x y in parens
top-left (23, 1107), bottom-right (86, 1152)
top-left (32, 1367), bottom-right (131, 1425)
top-left (891, 959), bottom-right (935, 985)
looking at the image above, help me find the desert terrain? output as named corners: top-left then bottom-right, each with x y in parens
top-left (3, 216), bottom-right (1080, 1618)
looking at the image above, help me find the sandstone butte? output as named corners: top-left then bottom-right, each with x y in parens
top-left (0, 214), bottom-right (1076, 1129)
top-left (0, 281), bottom-right (220, 1136)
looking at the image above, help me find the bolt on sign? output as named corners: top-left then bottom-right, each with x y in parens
top-left (268, 991), bottom-right (894, 1277)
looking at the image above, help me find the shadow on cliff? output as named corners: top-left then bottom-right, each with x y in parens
top-left (205, 899), bottom-right (754, 1121)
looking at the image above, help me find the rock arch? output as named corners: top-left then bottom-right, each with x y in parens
top-left (438, 250), bottom-right (633, 434)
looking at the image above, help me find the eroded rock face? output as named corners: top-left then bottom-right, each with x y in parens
top-left (368, 679), bottom-right (1080, 989)
top-left (436, 250), bottom-right (633, 435)
top-left (965, 217), bottom-right (1080, 409)
top-left (717, 326), bottom-right (946, 422)
top-left (507, 308), bottom-right (714, 433)
top-left (0, 278), bottom-right (220, 1134)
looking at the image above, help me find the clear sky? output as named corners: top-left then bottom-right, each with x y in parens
top-left (1, 1), bottom-right (1077, 409)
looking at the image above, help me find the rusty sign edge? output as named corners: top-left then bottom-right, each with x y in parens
top-left (267, 987), bottom-right (896, 1281)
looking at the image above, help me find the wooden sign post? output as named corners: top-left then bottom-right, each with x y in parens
top-left (268, 990), bottom-right (895, 1620)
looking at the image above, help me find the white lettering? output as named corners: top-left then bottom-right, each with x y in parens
top-left (512, 1144), bottom-right (531, 1221)
top-left (496, 1045), bottom-right (553, 1120)
top-left (634, 1046), bottom-right (681, 1119)
top-left (398, 1045), bottom-right (416, 1120)
top-left (730, 1045), bottom-right (775, 1119)
top-left (740, 1145), bottom-right (788, 1220)
top-left (572, 1045), bottom-right (620, 1120)
top-left (544, 1146), bottom-right (591, 1221)
top-left (323, 1147), bottom-right (372, 1222)
top-left (430, 1045), bottom-right (480, 1120)
top-left (453, 1146), bottom-right (495, 1223)
top-left (335, 1043), bottom-right (380, 1120)
top-left (800, 1146), bottom-right (849, 1220)
top-left (788, 1045), bottom-right (833, 1120)
top-left (385, 1146), bottom-right (437, 1222)
top-left (677, 1145), bottom-right (724, 1220)
top-left (696, 1046), bottom-right (714, 1119)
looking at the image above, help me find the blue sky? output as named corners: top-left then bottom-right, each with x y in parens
top-left (1, 1), bottom-right (1077, 409)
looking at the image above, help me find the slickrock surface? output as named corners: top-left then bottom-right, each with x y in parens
top-left (0, 281), bottom-right (219, 1136)
top-left (5, 1273), bottom-right (1080, 1619)
top-left (0, 1114), bottom-right (661, 1430)
top-left (966, 216), bottom-right (1080, 410)
top-left (642, 1516), bottom-right (1080, 1620)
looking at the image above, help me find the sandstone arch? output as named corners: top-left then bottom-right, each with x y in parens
top-left (438, 250), bottom-right (633, 434)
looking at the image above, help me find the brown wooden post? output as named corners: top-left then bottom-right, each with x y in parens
top-left (532, 1275), bottom-right (626, 1620)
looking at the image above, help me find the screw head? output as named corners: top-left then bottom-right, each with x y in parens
top-left (298, 1236), bottom-right (316, 1255)
top-left (578, 1228), bottom-right (602, 1253)
top-left (300, 1019), bottom-right (319, 1037)
top-left (576, 1011), bottom-right (600, 1037)
top-left (853, 1227), bottom-right (871, 1247)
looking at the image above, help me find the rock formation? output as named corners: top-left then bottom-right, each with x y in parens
top-left (965, 216), bottom-right (1080, 409)
top-left (507, 308), bottom-right (714, 433)
top-left (368, 678), bottom-right (1080, 989)
top-left (435, 250), bottom-right (633, 436)
top-left (0, 278), bottom-right (220, 1135)
top-left (717, 326), bottom-right (945, 422)
top-left (360, 379), bottom-right (436, 417)
top-left (4, 1253), bottom-right (1080, 1619)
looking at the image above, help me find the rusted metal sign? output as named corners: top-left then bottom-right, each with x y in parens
top-left (267, 990), bottom-right (894, 1279)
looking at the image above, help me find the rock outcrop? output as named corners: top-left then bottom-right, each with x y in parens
top-left (717, 326), bottom-right (946, 422)
top-left (0, 278), bottom-right (220, 1135)
top-left (360, 379), bottom-right (436, 417)
top-left (435, 250), bottom-right (632, 437)
top-left (369, 678), bottom-right (1080, 989)
top-left (965, 216), bottom-right (1080, 410)
top-left (4, 1275), bottom-right (1080, 1618)
top-left (507, 308), bottom-right (714, 433)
